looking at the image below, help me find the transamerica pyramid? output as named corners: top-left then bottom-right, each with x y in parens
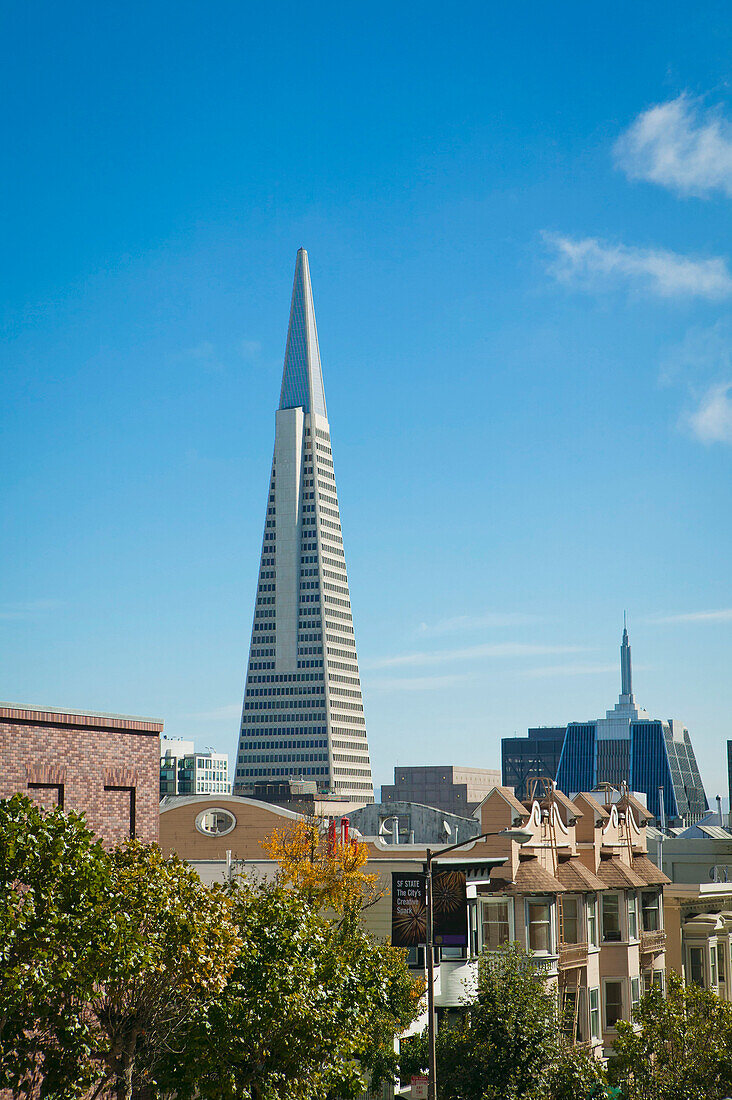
top-left (232, 250), bottom-right (374, 801)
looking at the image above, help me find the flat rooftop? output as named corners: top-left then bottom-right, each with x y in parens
top-left (0, 702), bottom-right (164, 734)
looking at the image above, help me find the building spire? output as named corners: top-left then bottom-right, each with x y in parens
top-left (279, 248), bottom-right (327, 419)
top-left (620, 613), bottom-right (633, 700)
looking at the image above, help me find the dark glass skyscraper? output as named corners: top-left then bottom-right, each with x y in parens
top-left (553, 624), bottom-right (707, 824)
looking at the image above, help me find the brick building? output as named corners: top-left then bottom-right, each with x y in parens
top-left (0, 702), bottom-right (163, 844)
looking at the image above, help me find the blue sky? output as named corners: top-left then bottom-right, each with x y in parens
top-left (3, 1), bottom-right (732, 800)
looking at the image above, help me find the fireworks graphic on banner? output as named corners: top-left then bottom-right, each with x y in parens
top-left (432, 870), bottom-right (466, 915)
top-left (393, 899), bottom-right (427, 944)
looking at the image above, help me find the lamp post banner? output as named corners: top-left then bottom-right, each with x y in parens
top-left (432, 869), bottom-right (468, 946)
top-left (391, 872), bottom-right (427, 946)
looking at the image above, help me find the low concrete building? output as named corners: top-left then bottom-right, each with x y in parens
top-left (0, 701), bottom-right (162, 844)
top-left (646, 826), bottom-right (732, 885)
top-left (663, 883), bottom-right (732, 997)
top-left (347, 801), bottom-right (478, 846)
top-left (381, 765), bottom-right (501, 818)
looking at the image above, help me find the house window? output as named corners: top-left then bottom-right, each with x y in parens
top-left (602, 893), bottom-right (622, 943)
top-left (526, 898), bottom-right (552, 953)
top-left (631, 976), bottom-right (641, 1019)
top-left (562, 896), bottom-right (580, 945)
top-left (604, 980), bottom-right (624, 1029)
top-left (641, 891), bottom-right (660, 932)
top-left (481, 900), bottom-right (510, 951)
top-left (628, 894), bottom-right (638, 940)
top-left (689, 946), bottom-right (705, 987)
top-left (711, 945), bottom-right (718, 986)
top-left (587, 895), bottom-right (598, 947)
top-left (589, 987), bottom-right (600, 1039)
top-left (717, 942), bottom-right (726, 985)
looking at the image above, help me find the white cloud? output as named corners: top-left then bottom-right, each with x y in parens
top-left (544, 232), bottom-right (732, 300)
top-left (615, 93), bottom-right (732, 198)
top-left (0, 599), bottom-right (64, 621)
top-left (363, 642), bottom-right (584, 671)
top-left (416, 611), bottom-right (538, 637)
top-left (686, 382), bottom-right (732, 443)
top-left (661, 321), bottom-right (732, 445)
top-left (651, 608), bottom-right (732, 624)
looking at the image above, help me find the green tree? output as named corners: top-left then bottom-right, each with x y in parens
top-left (401, 944), bottom-right (605, 1100)
top-left (610, 970), bottom-right (732, 1100)
top-left (157, 879), bottom-right (421, 1100)
top-left (88, 842), bottom-right (240, 1100)
top-left (0, 793), bottom-right (109, 1099)
top-left (0, 796), bottom-right (241, 1100)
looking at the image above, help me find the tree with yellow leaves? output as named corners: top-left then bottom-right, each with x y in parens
top-left (263, 816), bottom-right (381, 921)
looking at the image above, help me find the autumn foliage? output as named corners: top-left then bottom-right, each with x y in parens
top-left (263, 816), bottom-right (381, 916)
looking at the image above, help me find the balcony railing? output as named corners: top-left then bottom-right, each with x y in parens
top-left (640, 930), bottom-right (666, 955)
top-left (558, 942), bottom-right (589, 970)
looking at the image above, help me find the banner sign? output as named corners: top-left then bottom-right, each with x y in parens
top-left (391, 872), bottom-right (426, 947)
top-left (432, 869), bottom-right (468, 947)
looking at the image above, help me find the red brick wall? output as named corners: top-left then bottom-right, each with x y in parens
top-left (0, 707), bottom-right (161, 845)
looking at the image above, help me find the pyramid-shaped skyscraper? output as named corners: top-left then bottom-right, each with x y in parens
top-left (233, 250), bottom-right (374, 801)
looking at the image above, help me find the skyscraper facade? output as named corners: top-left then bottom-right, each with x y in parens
top-left (232, 250), bottom-right (374, 801)
top-left (500, 727), bottom-right (566, 798)
top-left (501, 625), bottom-right (708, 826)
top-left (554, 624), bottom-right (707, 825)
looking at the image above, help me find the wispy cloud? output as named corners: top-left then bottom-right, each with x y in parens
top-left (661, 321), bottom-right (732, 445)
top-left (364, 642), bottom-right (584, 671)
top-left (416, 611), bottom-right (538, 637)
top-left (520, 663), bottom-right (619, 679)
top-left (369, 674), bottom-right (471, 692)
top-left (0, 599), bottom-right (64, 621)
top-left (650, 608), bottom-right (732, 624)
top-left (544, 232), bottom-right (732, 300)
top-left (686, 382), bottom-right (732, 443)
top-left (615, 93), bottom-right (732, 198)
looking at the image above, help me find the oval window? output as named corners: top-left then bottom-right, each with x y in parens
top-left (195, 808), bottom-right (237, 837)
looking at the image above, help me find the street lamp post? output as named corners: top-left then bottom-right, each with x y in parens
top-left (424, 826), bottom-right (533, 1100)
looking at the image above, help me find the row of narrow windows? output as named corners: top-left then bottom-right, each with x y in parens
top-left (240, 725), bottom-right (327, 738)
top-left (240, 738), bottom-right (326, 751)
top-left (247, 673), bottom-right (324, 684)
top-left (243, 712), bottom-right (327, 723)
top-left (237, 766), bottom-right (327, 778)
top-left (242, 753), bottom-right (327, 764)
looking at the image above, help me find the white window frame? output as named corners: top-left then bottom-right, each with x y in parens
top-left (710, 941), bottom-right (718, 987)
top-left (479, 897), bottom-right (514, 953)
top-left (525, 896), bottom-right (554, 955)
top-left (630, 976), bottom-right (641, 1020)
top-left (687, 944), bottom-right (707, 988)
top-left (641, 890), bottom-right (662, 932)
top-left (561, 894), bottom-right (582, 945)
top-left (589, 985), bottom-right (601, 1039)
top-left (627, 892), bottom-right (639, 941)
top-left (587, 894), bottom-right (598, 948)
top-left (602, 977), bottom-right (625, 1032)
top-left (602, 892), bottom-right (623, 944)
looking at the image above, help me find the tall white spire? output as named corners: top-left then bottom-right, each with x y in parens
top-left (233, 251), bottom-right (374, 802)
top-left (279, 249), bottom-right (327, 418)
